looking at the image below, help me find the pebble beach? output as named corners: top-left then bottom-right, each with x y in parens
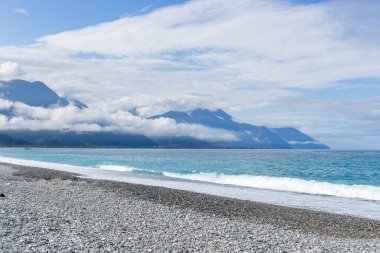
top-left (1, 163), bottom-right (379, 252)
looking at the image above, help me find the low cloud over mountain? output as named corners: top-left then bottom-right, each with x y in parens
top-left (0, 79), bottom-right (328, 149)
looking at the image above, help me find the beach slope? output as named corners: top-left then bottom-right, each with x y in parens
top-left (1, 163), bottom-right (379, 252)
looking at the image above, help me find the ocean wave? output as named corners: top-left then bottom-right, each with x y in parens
top-left (97, 164), bottom-right (161, 174)
top-left (1, 155), bottom-right (379, 202)
top-left (98, 165), bottom-right (138, 172)
top-left (163, 172), bottom-right (380, 201)
top-left (0, 156), bottom-right (92, 175)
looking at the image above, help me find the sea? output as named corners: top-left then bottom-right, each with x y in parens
top-left (0, 148), bottom-right (379, 220)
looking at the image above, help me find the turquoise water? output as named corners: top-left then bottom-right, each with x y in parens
top-left (0, 148), bottom-right (379, 186)
top-left (1, 148), bottom-right (380, 218)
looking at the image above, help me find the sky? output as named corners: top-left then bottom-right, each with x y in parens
top-left (0, 0), bottom-right (379, 149)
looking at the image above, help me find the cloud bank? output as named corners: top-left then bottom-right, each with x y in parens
top-left (0, 99), bottom-right (237, 142)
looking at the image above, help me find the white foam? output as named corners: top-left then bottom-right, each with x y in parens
top-left (163, 172), bottom-right (380, 201)
top-left (0, 156), bottom-right (93, 175)
top-left (98, 165), bottom-right (137, 172)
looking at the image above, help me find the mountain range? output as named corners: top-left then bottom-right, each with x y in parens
top-left (0, 79), bottom-right (329, 149)
top-left (0, 79), bottom-right (87, 108)
top-left (150, 109), bottom-right (328, 149)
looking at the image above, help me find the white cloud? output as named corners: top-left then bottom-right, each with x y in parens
top-left (13, 8), bottom-right (29, 16)
top-left (0, 62), bottom-right (25, 80)
top-left (0, 0), bottom-right (373, 103)
top-left (0, 99), bottom-right (238, 142)
top-left (37, 0), bottom-right (380, 88)
top-left (0, 0), bottom-right (379, 148)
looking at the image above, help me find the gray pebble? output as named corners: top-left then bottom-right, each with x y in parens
top-left (0, 164), bottom-right (379, 253)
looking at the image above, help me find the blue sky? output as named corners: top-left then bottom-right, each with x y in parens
top-left (0, 0), bottom-right (188, 45)
top-left (0, 0), bottom-right (379, 149)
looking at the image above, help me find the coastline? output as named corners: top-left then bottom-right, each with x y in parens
top-left (1, 162), bottom-right (379, 252)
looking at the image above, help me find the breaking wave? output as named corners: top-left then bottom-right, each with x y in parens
top-left (1, 155), bottom-right (379, 202)
top-left (98, 165), bottom-right (138, 172)
top-left (163, 172), bottom-right (380, 201)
